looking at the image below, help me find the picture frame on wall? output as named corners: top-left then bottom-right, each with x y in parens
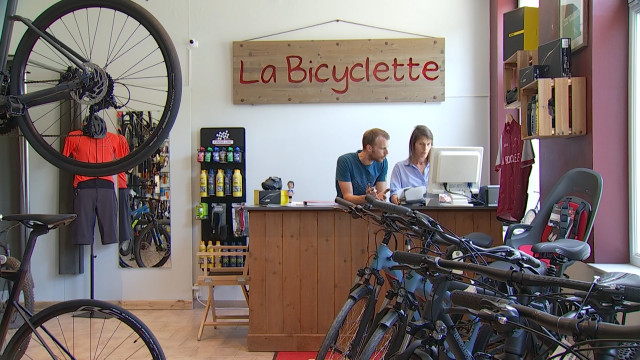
top-left (559, 0), bottom-right (587, 52)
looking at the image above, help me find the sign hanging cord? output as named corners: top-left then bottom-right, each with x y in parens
top-left (244, 19), bottom-right (434, 41)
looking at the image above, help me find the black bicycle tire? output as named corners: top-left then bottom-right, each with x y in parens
top-left (316, 285), bottom-right (374, 360)
top-left (11, 0), bottom-right (181, 177)
top-left (3, 298), bottom-right (165, 359)
top-left (357, 310), bottom-right (404, 360)
top-left (119, 237), bottom-right (132, 257)
top-left (1, 257), bottom-right (35, 330)
top-left (133, 222), bottom-right (170, 267)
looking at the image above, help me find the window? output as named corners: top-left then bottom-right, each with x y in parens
top-left (629, 0), bottom-right (640, 267)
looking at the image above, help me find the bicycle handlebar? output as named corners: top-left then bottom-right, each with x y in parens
top-left (364, 196), bottom-right (543, 268)
top-left (365, 194), bottom-right (413, 217)
top-left (450, 290), bottom-right (640, 340)
top-left (391, 251), bottom-right (640, 302)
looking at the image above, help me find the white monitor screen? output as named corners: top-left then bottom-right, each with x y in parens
top-left (427, 146), bottom-right (484, 197)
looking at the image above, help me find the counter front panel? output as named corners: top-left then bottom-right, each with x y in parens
top-left (247, 205), bottom-right (502, 351)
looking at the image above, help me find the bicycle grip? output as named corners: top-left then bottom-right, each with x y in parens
top-left (391, 251), bottom-right (431, 267)
top-left (365, 194), bottom-right (413, 217)
top-left (450, 290), bottom-right (504, 310)
top-left (334, 197), bottom-right (356, 209)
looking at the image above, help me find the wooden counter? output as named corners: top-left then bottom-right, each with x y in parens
top-left (246, 205), bottom-right (502, 351)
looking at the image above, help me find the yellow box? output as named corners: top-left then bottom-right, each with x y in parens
top-left (254, 190), bottom-right (288, 205)
top-left (503, 7), bottom-right (539, 61)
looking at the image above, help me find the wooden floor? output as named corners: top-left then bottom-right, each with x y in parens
top-left (130, 305), bottom-right (275, 360)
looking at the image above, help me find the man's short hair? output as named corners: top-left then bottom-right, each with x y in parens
top-left (362, 128), bottom-right (390, 149)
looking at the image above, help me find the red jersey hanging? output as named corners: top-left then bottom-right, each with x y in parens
top-left (495, 117), bottom-right (534, 223)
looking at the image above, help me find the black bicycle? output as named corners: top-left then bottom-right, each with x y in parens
top-left (394, 250), bottom-right (640, 359)
top-left (0, 213), bottom-right (165, 359)
top-left (0, 0), bottom-right (182, 176)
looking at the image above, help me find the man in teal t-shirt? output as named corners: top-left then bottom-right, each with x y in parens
top-left (335, 128), bottom-right (390, 204)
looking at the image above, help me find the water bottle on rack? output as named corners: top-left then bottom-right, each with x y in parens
top-left (233, 147), bottom-right (242, 163)
top-left (207, 169), bottom-right (215, 196)
top-left (226, 147), bottom-right (234, 163)
top-left (212, 147), bottom-right (219, 162)
top-left (232, 170), bottom-right (242, 197)
top-left (199, 170), bottom-right (207, 197)
top-left (215, 169), bottom-right (224, 197)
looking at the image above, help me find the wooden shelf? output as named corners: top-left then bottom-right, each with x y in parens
top-left (520, 77), bottom-right (586, 139)
top-left (503, 50), bottom-right (538, 108)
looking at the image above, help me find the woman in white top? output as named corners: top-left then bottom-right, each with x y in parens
top-left (389, 125), bottom-right (434, 205)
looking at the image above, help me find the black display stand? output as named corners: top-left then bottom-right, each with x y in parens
top-left (199, 128), bottom-right (247, 251)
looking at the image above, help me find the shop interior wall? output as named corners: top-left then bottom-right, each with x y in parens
top-left (536, 0), bottom-right (629, 264)
top-left (17, 0), bottom-right (490, 302)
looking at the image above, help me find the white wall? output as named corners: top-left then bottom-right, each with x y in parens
top-left (20, 0), bottom-right (489, 302)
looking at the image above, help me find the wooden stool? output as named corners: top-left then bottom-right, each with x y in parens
top-left (196, 246), bottom-right (250, 340)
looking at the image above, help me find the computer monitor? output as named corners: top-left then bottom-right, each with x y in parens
top-left (427, 146), bottom-right (484, 206)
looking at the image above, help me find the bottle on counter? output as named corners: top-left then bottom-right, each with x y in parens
top-left (232, 169), bottom-right (242, 197)
top-left (199, 170), bottom-right (207, 197)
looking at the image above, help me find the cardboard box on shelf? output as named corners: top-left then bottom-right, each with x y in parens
top-left (503, 7), bottom-right (539, 61)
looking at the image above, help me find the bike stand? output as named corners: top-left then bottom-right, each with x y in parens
top-left (74, 242), bottom-right (111, 319)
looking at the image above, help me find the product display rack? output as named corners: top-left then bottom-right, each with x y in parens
top-left (198, 127), bottom-right (247, 275)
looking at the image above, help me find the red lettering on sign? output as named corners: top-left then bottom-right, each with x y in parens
top-left (350, 63), bottom-right (364, 82)
top-left (287, 56), bottom-right (305, 83)
top-left (241, 56), bottom-right (442, 94)
top-left (315, 64), bottom-right (329, 83)
top-left (373, 62), bottom-right (390, 81)
top-left (262, 65), bottom-right (276, 83)
top-left (332, 66), bottom-right (349, 94)
top-left (239, 60), bottom-right (258, 84)
top-left (422, 61), bottom-right (439, 80)
top-left (392, 58), bottom-right (404, 81)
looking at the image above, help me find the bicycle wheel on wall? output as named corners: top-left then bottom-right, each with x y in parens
top-left (133, 222), bottom-right (170, 267)
top-left (3, 298), bottom-right (165, 359)
top-left (10, 0), bottom-right (181, 177)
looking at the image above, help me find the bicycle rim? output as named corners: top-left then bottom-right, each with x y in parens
top-left (317, 286), bottom-right (374, 360)
top-left (11, 0), bottom-right (181, 176)
top-left (3, 299), bottom-right (165, 359)
top-left (134, 223), bottom-right (170, 267)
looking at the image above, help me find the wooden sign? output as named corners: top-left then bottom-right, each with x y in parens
top-left (233, 38), bottom-right (445, 104)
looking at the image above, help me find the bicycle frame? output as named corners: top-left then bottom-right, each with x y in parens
top-left (0, 0), bottom-right (89, 117)
top-left (0, 222), bottom-right (44, 352)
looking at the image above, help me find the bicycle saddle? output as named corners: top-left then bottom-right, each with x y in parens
top-left (463, 232), bottom-right (494, 248)
top-left (531, 238), bottom-right (591, 261)
top-left (0, 214), bottom-right (76, 228)
top-left (598, 272), bottom-right (640, 288)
